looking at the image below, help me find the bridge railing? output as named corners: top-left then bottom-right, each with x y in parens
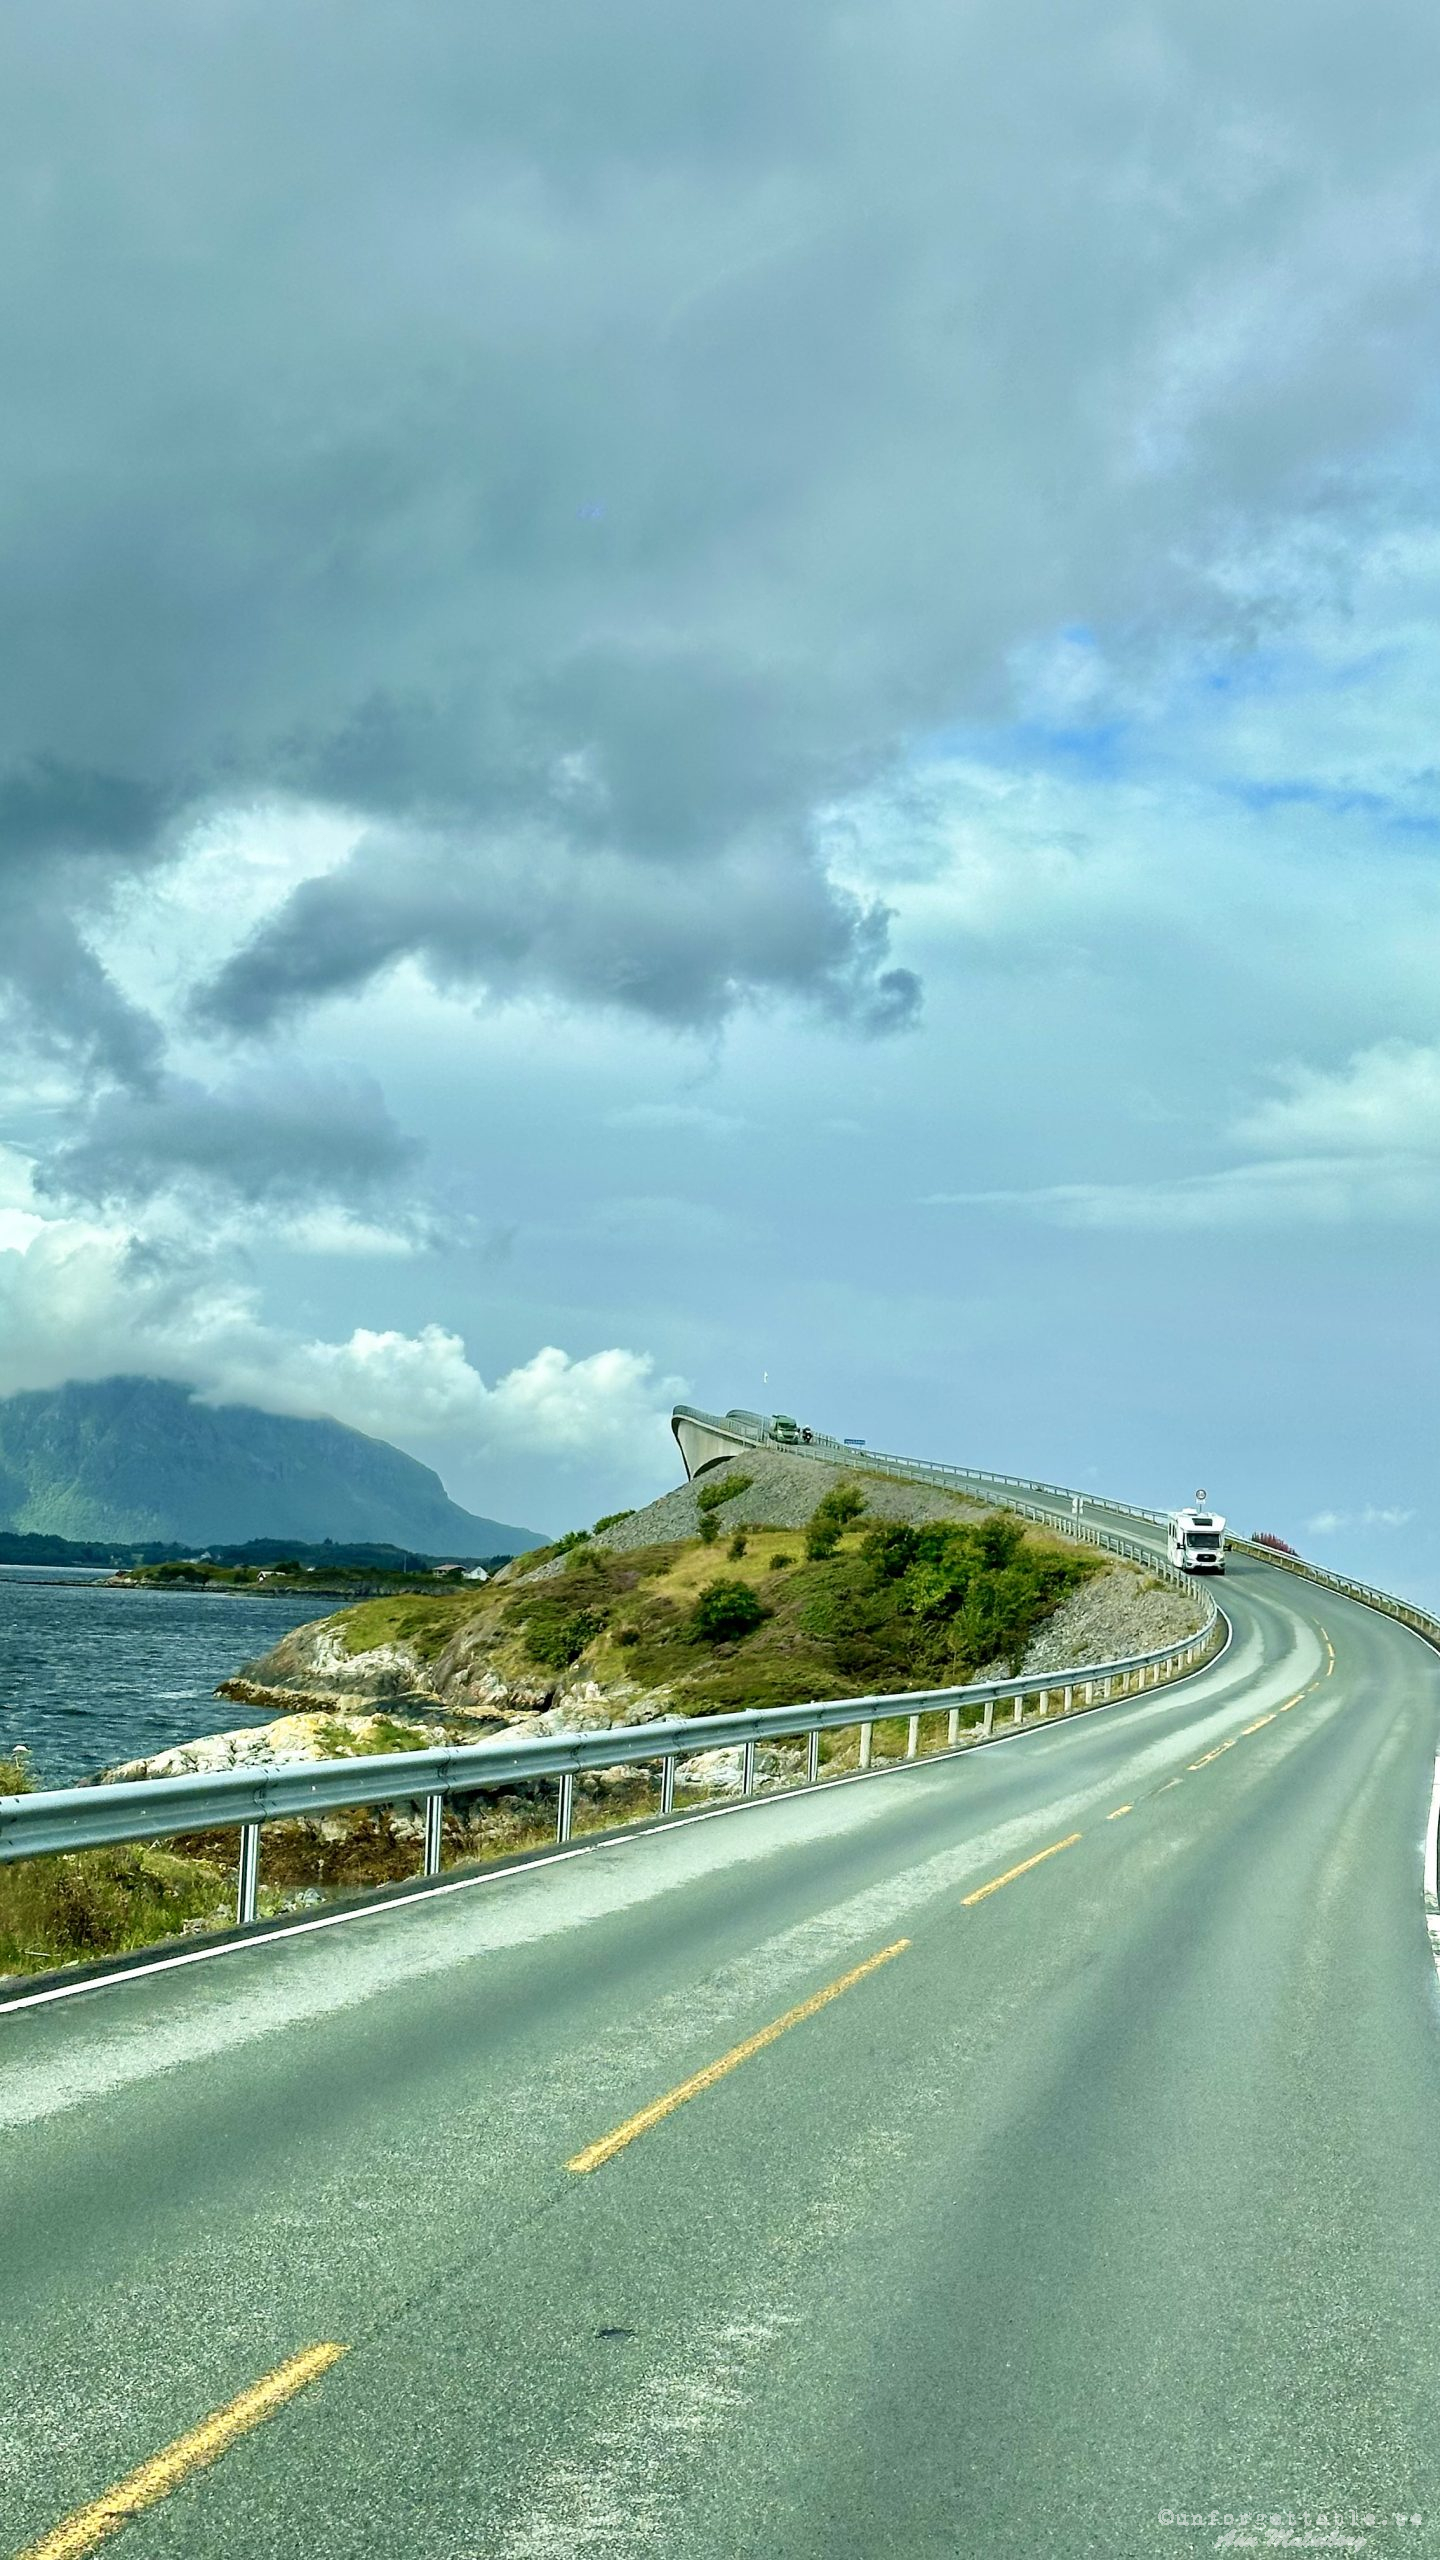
top-left (670, 1405), bottom-right (1167, 1527)
top-left (1225, 1538), bottom-right (1440, 1655)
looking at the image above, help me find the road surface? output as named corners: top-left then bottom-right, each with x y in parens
top-left (4, 1529), bottom-right (1440, 2559)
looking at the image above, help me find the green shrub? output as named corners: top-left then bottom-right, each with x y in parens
top-left (0, 1752), bottom-right (34, 1796)
top-left (727, 1531), bottom-right (748, 1559)
top-left (769, 1552), bottom-right (793, 1571)
top-left (695, 1471), bottom-right (753, 1514)
top-left (805, 1483), bottom-right (866, 1559)
top-left (860, 1522), bottom-right (919, 1581)
top-left (690, 1579), bottom-right (768, 1643)
top-left (592, 1510), bottom-right (635, 1534)
top-left (698, 1511), bottom-right (720, 1544)
top-left (523, 1606), bottom-right (604, 1668)
top-left (615, 1624), bottom-right (641, 1647)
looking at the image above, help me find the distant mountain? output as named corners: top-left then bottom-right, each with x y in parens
top-left (0, 1378), bottom-right (546, 1557)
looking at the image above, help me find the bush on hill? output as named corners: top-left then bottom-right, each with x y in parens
top-left (695, 1471), bottom-right (753, 1515)
top-left (690, 1579), bottom-right (768, 1643)
top-left (805, 1482), bottom-right (867, 1559)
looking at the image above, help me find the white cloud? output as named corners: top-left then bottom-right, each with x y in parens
top-left (604, 1102), bottom-right (745, 1138)
top-left (927, 1153), bottom-right (1440, 1229)
top-left (928, 1033), bottom-right (1440, 1231)
top-left (1235, 1040), bottom-right (1440, 1156)
top-left (0, 1203), bottom-right (681, 1474)
top-left (1305, 1506), bottom-right (1414, 1534)
top-left (214, 1328), bottom-right (682, 1469)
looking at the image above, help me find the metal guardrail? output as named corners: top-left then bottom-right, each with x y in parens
top-left (0, 1409), bottom-right (1229, 1959)
top-left (0, 1591), bottom-right (1224, 1935)
top-left (1226, 1538), bottom-right (1440, 1657)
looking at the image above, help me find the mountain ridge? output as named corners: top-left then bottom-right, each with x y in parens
top-left (0, 1377), bottom-right (544, 1556)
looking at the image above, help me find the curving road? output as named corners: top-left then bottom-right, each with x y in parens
top-left (4, 1515), bottom-right (1440, 2559)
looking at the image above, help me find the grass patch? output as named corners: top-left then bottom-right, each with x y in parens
top-left (334, 1591), bottom-right (484, 1659)
top-left (311, 1714), bottom-right (439, 1757)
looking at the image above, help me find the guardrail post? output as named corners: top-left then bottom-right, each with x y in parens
top-left (906, 1713), bottom-right (920, 1760)
top-left (1083, 1678), bottom-right (1094, 1705)
top-left (1039, 1688), bottom-right (1050, 1718)
top-left (741, 1739), bottom-right (757, 1794)
top-left (659, 1754), bottom-right (676, 1816)
top-left (422, 1791), bottom-right (443, 1879)
top-left (983, 1699), bottom-right (995, 1737)
top-left (859, 1721), bottom-right (873, 1770)
top-left (806, 1728), bottom-right (820, 1785)
top-left (1012, 1694), bottom-right (1024, 1725)
top-left (236, 1821), bottom-right (261, 1926)
top-left (1063, 1684), bottom-right (1074, 1713)
top-left (947, 1707), bottom-right (960, 1748)
top-left (556, 1770), bottom-right (574, 1843)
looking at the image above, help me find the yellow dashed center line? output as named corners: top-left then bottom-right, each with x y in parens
top-left (1160, 1777), bottom-right (1183, 1790)
top-left (1170, 1628), bottom-right (1337, 1789)
top-left (567, 1939), bottom-right (910, 2172)
top-left (17, 2345), bottom-right (347, 2560)
top-left (1106, 1804), bottom-right (1132, 1820)
top-left (962, 1833), bottom-right (1082, 1906)
top-left (1189, 1735), bottom-right (1242, 1769)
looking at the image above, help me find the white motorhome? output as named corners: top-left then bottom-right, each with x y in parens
top-left (1167, 1506), bottom-right (1227, 1573)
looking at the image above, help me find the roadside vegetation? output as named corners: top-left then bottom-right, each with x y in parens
top-left (0, 1479), bottom-right (1109, 1983)
top-left (483, 1486), bottom-right (1096, 1713)
top-left (0, 1753), bottom-right (233, 1979)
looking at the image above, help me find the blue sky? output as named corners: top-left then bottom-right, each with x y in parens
top-left (1, 0), bottom-right (1438, 1599)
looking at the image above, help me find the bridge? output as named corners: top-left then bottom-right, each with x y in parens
top-left (4, 1420), bottom-right (1440, 2557)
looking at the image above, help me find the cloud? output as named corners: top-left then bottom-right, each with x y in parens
top-left (1234, 1040), bottom-right (1440, 1155)
top-left (34, 1069), bottom-right (422, 1221)
top-left (931, 1154), bottom-right (1440, 1230)
top-left (1305, 1506), bottom-right (1414, 1534)
top-left (194, 822), bottom-right (920, 1037)
top-left (0, 765), bottom-right (171, 1087)
top-left (6, 0), bottom-right (1440, 1060)
top-left (605, 1102), bottom-right (746, 1137)
top-left (212, 1329), bottom-right (681, 1466)
top-left (929, 1034), bottom-right (1440, 1230)
top-left (0, 1204), bottom-right (679, 1470)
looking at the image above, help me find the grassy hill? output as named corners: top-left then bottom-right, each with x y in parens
top-left (232, 1472), bottom-right (1104, 1720)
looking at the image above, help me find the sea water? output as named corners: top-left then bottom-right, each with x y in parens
top-left (0, 1568), bottom-right (339, 1788)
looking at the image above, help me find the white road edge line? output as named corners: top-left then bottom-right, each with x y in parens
top-left (1425, 1752), bottom-right (1440, 1915)
top-left (0, 1608), bottom-right (1234, 2022)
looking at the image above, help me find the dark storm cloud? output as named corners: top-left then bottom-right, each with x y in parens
top-left (0, 763), bottom-right (170, 1084)
top-left (4, 0), bottom-right (1440, 1050)
top-left (35, 1072), bottom-right (420, 1215)
top-left (199, 820), bottom-right (920, 1034)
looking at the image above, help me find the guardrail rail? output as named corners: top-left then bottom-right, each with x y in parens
top-left (0, 1412), bottom-right (1230, 1958)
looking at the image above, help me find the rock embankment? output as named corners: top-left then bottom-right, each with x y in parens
top-left (1020, 1566), bottom-right (1205, 1674)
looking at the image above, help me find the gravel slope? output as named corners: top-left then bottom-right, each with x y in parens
top-left (587, 1450), bottom-right (987, 1555)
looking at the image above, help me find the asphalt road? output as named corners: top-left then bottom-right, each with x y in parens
top-left (5, 1537), bottom-right (1440, 2560)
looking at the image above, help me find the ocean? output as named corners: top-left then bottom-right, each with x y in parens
top-left (0, 1568), bottom-right (340, 1789)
